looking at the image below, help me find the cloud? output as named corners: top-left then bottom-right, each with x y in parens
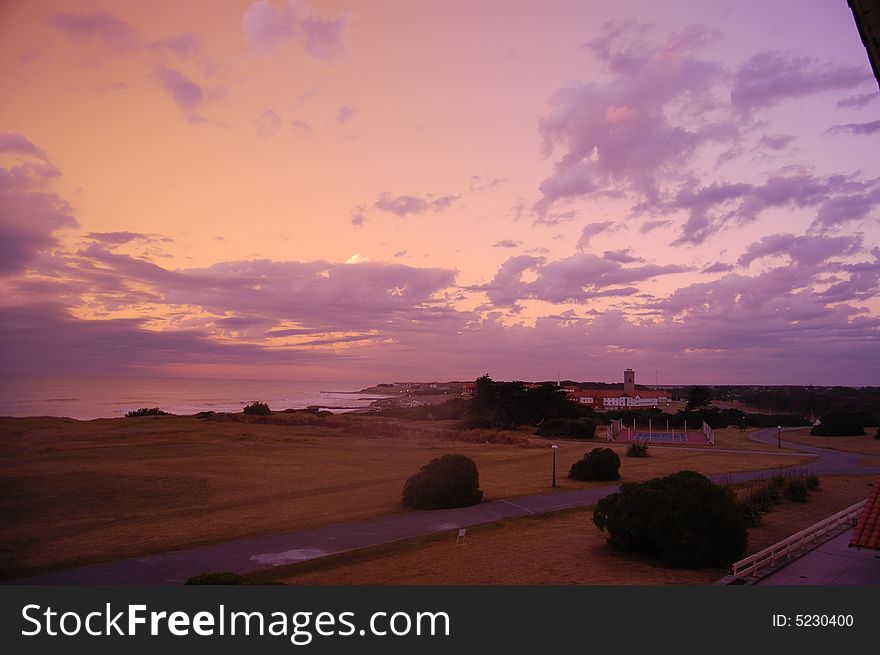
top-left (702, 261), bottom-right (734, 274)
top-left (154, 65), bottom-right (205, 121)
top-left (736, 233), bottom-right (862, 268)
top-left (639, 220), bottom-right (671, 233)
top-left (481, 253), bottom-right (685, 306)
top-left (350, 205), bottom-right (367, 227)
top-left (536, 23), bottom-right (731, 213)
top-left (242, 0), bottom-right (350, 59)
top-left (0, 137), bottom-right (77, 275)
top-left (603, 249), bottom-right (642, 264)
top-left (85, 231), bottom-right (152, 245)
top-left (373, 192), bottom-right (459, 217)
top-left (669, 172), bottom-right (880, 244)
top-left (825, 120), bottom-right (880, 137)
top-left (731, 51), bottom-right (869, 113)
top-left (149, 32), bottom-right (202, 59)
top-left (492, 239), bottom-right (521, 249)
top-left (470, 175), bottom-right (506, 192)
top-left (0, 132), bottom-right (54, 165)
top-left (836, 93), bottom-right (878, 109)
top-left (48, 9), bottom-right (137, 54)
top-left (759, 134), bottom-right (797, 151)
top-left (290, 119), bottom-right (313, 137)
top-left (336, 105), bottom-right (354, 124)
top-left (576, 221), bottom-right (616, 251)
top-left (256, 109), bottom-right (282, 136)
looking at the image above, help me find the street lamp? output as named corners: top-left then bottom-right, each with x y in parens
top-left (777, 426), bottom-right (781, 449)
top-left (551, 444), bottom-right (558, 487)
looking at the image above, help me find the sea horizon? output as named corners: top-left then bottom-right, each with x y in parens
top-left (0, 374), bottom-right (392, 420)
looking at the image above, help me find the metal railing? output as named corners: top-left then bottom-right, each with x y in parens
top-left (730, 499), bottom-right (867, 579)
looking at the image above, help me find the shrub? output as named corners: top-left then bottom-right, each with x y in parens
top-left (536, 418), bottom-right (596, 439)
top-left (738, 498), bottom-right (763, 528)
top-left (243, 402), bottom-right (271, 415)
top-left (593, 470), bottom-right (747, 568)
top-left (875, 427), bottom-right (879, 440)
top-left (626, 441), bottom-right (649, 458)
top-left (568, 448), bottom-right (621, 481)
top-left (402, 454), bottom-right (483, 510)
top-left (454, 416), bottom-right (493, 430)
top-left (804, 473), bottom-right (820, 491)
top-left (810, 412), bottom-right (866, 436)
top-left (783, 477), bottom-right (809, 503)
top-left (747, 486), bottom-right (772, 513)
top-left (125, 407), bottom-right (171, 417)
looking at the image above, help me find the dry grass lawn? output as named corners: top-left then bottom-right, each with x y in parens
top-left (270, 475), bottom-right (876, 585)
top-left (0, 416), bottom-right (818, 579)
top-left (780, 427), bottom-right (880, 458)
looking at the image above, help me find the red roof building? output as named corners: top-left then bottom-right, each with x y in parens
top-left (850, 478), bottom-right (880, 550)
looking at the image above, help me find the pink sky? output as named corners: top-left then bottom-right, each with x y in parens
top-left (1, 0), bottom-right (879, 385)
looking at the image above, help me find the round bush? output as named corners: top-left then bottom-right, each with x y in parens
top-left (568, 447), bottom-right (621, 481)
top-left (593, 470), bottom-right (747, 568)
top-left (402, 454), bottom-right (483, 510)
top-left (783, 477), bottom-right (809, 503)
top-left (243, 402), bottom-right (271, 415)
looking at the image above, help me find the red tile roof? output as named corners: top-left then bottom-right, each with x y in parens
top-left (850, 478), bottom-right (880, 550)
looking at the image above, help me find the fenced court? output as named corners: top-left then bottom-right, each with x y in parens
top-left (607, 420), bottom-right (715, 446)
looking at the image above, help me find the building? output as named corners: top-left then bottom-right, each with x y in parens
top-left (567, 369), bottom-right (670, 409)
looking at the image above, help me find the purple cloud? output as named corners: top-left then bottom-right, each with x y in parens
top-left (826, 120), bottom-right (880, 136)
top-left (336, 105), bottom-right (354, 124)
top-left (702, 261), bottom-right (734, 274)
top-left (85, 231), bottom-right (151, 245)
top-left (154, 65), bottom-right (205, 121)
top-left (149, 32), bottom-right (202, 58)
top-left (48, 9), bottom-right (137, 54)
top-left (836, 93), bottom-right (878, 109)
top-left (242, 0), bottom-right (350, 60)
top-left (759, 134), bottom-right (797, 151)
top-left (470, 175), bottom-right (506, 192)
top-left (373, 192), bottom-right (459, 217)
top-left (492, 240), bottom-right (521, 248)
top-left (640, 220), bottom-right (671, 233)
top-left (576, 221), bottom-right (616, 251)
top-left (670, 172), bottom-right (880, 244)
top-left (482, 253), bottom-right (685, 306)
top-left (256, 109), bottom-right (282, 136)
top-left (0, 137), bottom-right (77, 275)
top-left (603, 249), bottom-right (642, 264)
top-left (291, 120), bottom-right (313, 137)
top-left (731, 51), bottom-right (869, 113)
top-left (350, 206), bottom-right (367, 227)
top-left (536, 23), bottom-right (731, 212)
top-left (737, 234), bottom-right (862, 268)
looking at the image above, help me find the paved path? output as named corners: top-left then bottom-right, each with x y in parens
top-left (755, 528), bottom-right (880, 585)
top-left (15, 428), bottom-right (880, 584)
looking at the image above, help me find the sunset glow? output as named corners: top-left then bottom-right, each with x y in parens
top-left (1, 0), bottom-right (879, 384)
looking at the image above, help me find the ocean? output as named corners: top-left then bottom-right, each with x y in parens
top-left (0, 375), bottom-right (392, 420)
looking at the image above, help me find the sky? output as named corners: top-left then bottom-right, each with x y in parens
top-left (1, 0), bottom-right (879, 385)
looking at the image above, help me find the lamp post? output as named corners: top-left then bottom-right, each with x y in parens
top-left (551, 444), bottom-right (558, 488)
top-left (777, 426), bottom-right (781, 449)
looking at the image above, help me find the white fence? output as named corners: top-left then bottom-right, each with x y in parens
top-left (701, 421), bottom-right (714, 445)
top-left (730, 499), bottom-right (867, 579)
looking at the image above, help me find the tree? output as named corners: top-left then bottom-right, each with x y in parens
top-left (685, 386), bottom-right (712, 411)
top-left (593, 470), bottom-right (747, 568)
top-left (402, 454), bottom-right (483, 509)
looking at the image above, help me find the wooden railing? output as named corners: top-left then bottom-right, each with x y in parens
top-left (730, 499), bottom-right (867, 579)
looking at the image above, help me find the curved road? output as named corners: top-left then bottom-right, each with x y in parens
top-left (15, 428), bottom-right (880, 584)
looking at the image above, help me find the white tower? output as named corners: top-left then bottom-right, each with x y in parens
top-left (624, 368), bottom-right (635, 394)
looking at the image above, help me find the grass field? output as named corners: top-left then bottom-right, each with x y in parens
top-left (781, 427), bottom-right (880, 457)
top-left (0, 416), bottom-right (823, 579)
top-left (266, 475), bottom-right (876, 585)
